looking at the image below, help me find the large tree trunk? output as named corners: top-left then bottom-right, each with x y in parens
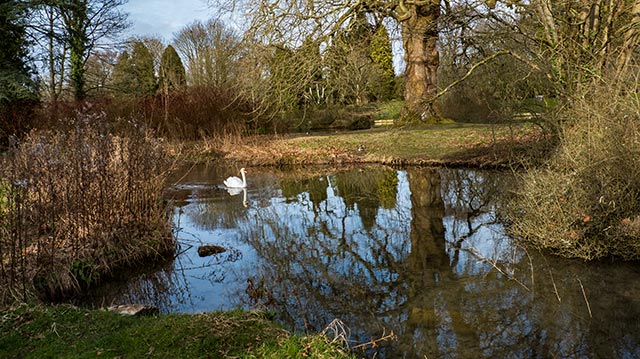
top-left (401, 2), bottom-right (440, 122)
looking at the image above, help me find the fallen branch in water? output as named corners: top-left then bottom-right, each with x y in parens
top-left (321, 318), bottom-right (397, 351)
top-left (351, 328), bottom-right (397, 350)
top-left (577, 277), bottom-right (593, 318)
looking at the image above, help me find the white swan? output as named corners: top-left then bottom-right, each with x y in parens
top-left (224, 168), bottom-right (247, 188)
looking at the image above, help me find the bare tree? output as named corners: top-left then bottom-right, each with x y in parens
top-left (212, 0), bottom-right (640, 122)
top-left (173, 19), bottom-right (240, 87)
top-left (84, 49), bottom-right (118, 96)
top-left (29, 1), bottom-right (69, 104)
top-left (487, 0), bottom-right (640, 94)
top-left (325, 31), bottom-right (384, 105)
top-left (56, 0), bottom-right (129, 100)
top-left (210, 0), bottom-right (442, 121)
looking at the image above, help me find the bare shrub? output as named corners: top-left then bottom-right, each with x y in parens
top-left (106, 86), bottom-right (256, 139)
top-left (0, 113), bottom-right (175, 304)
top-left (505, 81), bottom-right (640, 260)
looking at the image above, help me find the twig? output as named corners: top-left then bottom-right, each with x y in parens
top-left (429, 51), bottom-right (510, 103)
top-left (322, 318), bottom-right (351, 348)
top-left (322, 318), bottom-right (397, 351)
top-left (541, 252), bottom-right (561, 302)
top-left (465, 246), bottom-right (530, 291)
top-left (577, 277), bottom-right (592, 318)
top-left (521, 244), bottom-right (535, 293)
top-left (351, 328), bottom-right (397, 350)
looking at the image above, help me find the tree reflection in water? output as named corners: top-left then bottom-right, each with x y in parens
top-left (80, 164), bottom-right (640, 358)
top-left (231, 166), bottom-right (640, 358)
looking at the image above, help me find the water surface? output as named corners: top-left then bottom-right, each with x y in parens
top-left (83, 164), bottom-right (640, 358)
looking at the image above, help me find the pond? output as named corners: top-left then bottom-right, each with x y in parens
top-left (80, 163), bottom-right (640, 358)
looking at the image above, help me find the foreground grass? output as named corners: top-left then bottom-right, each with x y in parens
top-left (201, 121), bottom-right (549, 168)
top-left (0, 304), bottom-right (356, 359)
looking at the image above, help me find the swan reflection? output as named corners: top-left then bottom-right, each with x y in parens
top-left (227, 187), bottom-right (248, 208)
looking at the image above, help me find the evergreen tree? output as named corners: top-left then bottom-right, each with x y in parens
top-left (0, 0), bottom-right (38, 142)
top-left (369, 24), bottom-right (396, 100)
top-left (111, 50), bottom-right (134, 95)
top-left (111, 42), bottom-right (157, 97)
top-left (159, 45), bottom-right (186, 93)
top-left (130, 41), bottom-right (157, 96)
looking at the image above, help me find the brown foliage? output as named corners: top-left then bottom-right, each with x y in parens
top-left (106, 86), bottom-right (257, 139)
top-left (505, 81), bottom-right (640, 260)
top-left (29, 85), bottom-right (259, 141)
top-left (0, 114), bottom-right (175, 304)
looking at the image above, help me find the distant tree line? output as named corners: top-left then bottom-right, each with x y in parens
top-left (0, 0), bottom-right (400, 140)
top-left (3, 0), bottom-right (640, 139)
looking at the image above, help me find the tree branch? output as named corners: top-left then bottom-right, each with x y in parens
top-left (429, 50), bottom-right (509, 103)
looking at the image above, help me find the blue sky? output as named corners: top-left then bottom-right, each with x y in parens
top-left (122, 0), bottom-right (216, 41)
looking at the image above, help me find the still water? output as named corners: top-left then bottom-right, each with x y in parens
top-left (85, 164), bottom-right (640, 358)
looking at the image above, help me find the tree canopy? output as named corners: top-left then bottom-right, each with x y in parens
top-left (211, 0), bottom-right (441, 120)
top-left (56, 0), bottom-right (129, 100)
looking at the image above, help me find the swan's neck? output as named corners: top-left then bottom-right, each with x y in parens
top-left (241, 171), bottom-right (246, 187)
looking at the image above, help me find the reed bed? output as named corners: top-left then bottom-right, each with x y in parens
top-left (0, 113), bottom-right (175, 305)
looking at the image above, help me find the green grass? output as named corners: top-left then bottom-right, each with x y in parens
top-left (375, 100), bottom-right (404, 121)
top-left (218, 120), bottom-right (548, 168)
top-left (0, 304), bottom-right (356, 359)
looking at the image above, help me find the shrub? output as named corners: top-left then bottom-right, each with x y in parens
top-left (106, 86), bottom-right (256, 139)
top-left (505, 82), bottom-right (640, 260)
top-left (0, 113), bottom-right (175, 304)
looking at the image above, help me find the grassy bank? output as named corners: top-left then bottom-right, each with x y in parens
top-left (199, 121), bottom-right (549, 168)
top-left (0, 304), bottom-right (356, 359)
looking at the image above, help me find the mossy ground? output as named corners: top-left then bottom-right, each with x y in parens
top-left (0, 304), bottom-right (357, 358)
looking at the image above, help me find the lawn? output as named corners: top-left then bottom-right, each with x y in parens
top-left (215, 121), bottom-right (549, 168)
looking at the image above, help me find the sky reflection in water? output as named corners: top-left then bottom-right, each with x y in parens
top-left (87, 164), bottom-right (640, 358)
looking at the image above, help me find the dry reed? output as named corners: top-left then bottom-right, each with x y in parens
top-left (0, 112), bottom-right (175, 305)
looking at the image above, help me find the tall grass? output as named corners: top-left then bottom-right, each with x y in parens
top-left (505, 80), bottom-right (640, 260)
top-left (0, 112), bottom-right (175, 305)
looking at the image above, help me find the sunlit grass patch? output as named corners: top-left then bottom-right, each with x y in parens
top-left (213, 121), bottom-right (545, 167)
top-left (0, 305), bottom-right (357, 359)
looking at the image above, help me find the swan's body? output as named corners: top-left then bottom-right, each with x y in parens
top-left (224, 168), bottom-right (247, 188)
